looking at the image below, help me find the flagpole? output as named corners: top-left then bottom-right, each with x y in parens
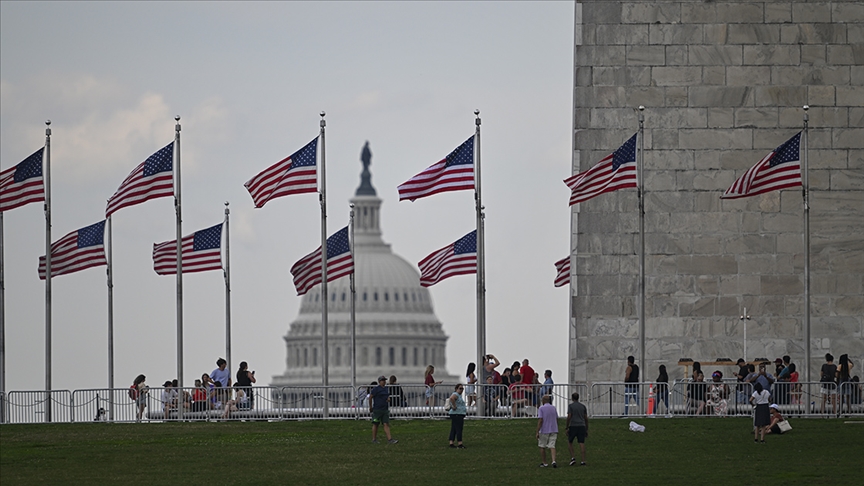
top-left (637, 106), bottom-right (646, 388)
top-left (802, 106), bottom-right (811, 387)
top-left (44, 120), bottom-right (53, 422)
top-left (224, 202), bottom-right (232, 377)
top-left (106, 215), bottom-right (115, 420)
top-left (174, 116), bottom-right (184, 410)
top-left (349, 204), bottom-right (356, 396)
top-left (319, 112), bottom-right (329, 418)
top-left (474, 109), bottom-right (486, 414)
top-left (0, 195), bottom-right (5, 410)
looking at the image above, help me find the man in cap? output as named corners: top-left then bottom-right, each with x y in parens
top-left (369, 375), bottom-right (398, 444)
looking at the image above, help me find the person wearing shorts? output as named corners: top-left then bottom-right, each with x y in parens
top-left (536, 394), bottom-right (559, 468)
top-left (566, 392), bottom-right (588, 466)
top-left (369, 375), bottom-right (397, 444)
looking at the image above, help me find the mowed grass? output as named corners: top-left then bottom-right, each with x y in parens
top-left (1, 417), bottom-right (861, 485)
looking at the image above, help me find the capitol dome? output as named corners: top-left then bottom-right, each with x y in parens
top-left (271, 142), bottom-right (458, 387)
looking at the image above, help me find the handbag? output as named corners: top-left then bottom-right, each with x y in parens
top-left (777, 419), bottom-right (792, 432)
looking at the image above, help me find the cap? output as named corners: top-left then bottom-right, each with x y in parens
top-left (377, 375), bottom-right (387, 382)
top-left (769, 403), bottom-right (779, 410)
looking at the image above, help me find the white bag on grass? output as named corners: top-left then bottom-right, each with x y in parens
top-left (629, 421), bottom-right (646, 432)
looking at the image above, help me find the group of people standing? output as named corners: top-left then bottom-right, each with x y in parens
top-left (461, 355), bottom-right (556, 417)
top-left (129, 358), bottom-right (256, 421)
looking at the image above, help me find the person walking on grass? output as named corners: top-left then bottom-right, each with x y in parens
top-left (369, 375), bottom-right (398, 444)
top-left (536, 395), bottom-right (559, 468)
top-left (566, 392), bottom-right (588, 466)
top-left (448, 384), bottom-right (468, 449)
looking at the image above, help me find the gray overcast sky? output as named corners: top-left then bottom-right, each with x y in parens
top-left (1, 1), bottom-right (574, 391)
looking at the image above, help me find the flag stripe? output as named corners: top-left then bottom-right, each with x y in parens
top-left (38, 221), bottom-right (107, 279)
top-left (245, 138), bottom-right (318, 208)
top-left (290, 226), bottom-right (354, 296)
top-left (152, 223), bottom-right (223, 275)
top-left (106, 143), bottom-right (174, 217)
top-left (0, 148), bottom-right (45, 212)
top-left (554, 257), bottom-right (570, 288)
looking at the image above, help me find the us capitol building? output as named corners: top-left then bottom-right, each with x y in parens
top-left (272, 143), bottom-right (459, 388)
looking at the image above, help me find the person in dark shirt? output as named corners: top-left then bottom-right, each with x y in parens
top-left (369, 376), bottom-right (397, 444)
top-left (734, 358), bottom-right (750, 405)
top-left (388, 375), bottom-right (406, 407)
top-left (235, 361), bottom-right (256, 409)
top-left (820, 353), bottom-right (837, 415)
top-left (482, 374), bottom-right (498, 416)
top-left (653, 365), bottom-right (669, 415)
top-left (566, 392), bottom-right (589, 466)
top-left (688, 371), bottom-right (707, 415)
top-left (624, 356), bottom-right (640, 415)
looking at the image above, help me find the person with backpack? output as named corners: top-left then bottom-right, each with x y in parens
top-left (130, 374), bottom-right (149, 422)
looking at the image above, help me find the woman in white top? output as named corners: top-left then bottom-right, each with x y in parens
top-left (466, 363), bottom-right (477, 406)
top-left (750, 381), bottom-right (771, 443)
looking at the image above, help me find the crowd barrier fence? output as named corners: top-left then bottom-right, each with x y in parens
top-left (0, 381), bottom-right (858, 424)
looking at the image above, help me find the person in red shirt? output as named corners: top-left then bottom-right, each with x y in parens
top-left (520, 359), bottom-right (536, 385)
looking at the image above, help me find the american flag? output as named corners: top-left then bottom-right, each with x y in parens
top-left (565, 133), bottom-right (638, 206)
top-left (721, 132), bottom-right (802, 199)
top-left (397, 136), bottom-right (474, 202)
top-left (38, 220), bottom-right (107, 280)
top-left (245, 137), bottom-right (318, 208)
top-left (152, 223), bottom-right (223, 275)
top-left (418, 230), bottom-right (477, 287)
top-left (290, 226), bottom-right (354, 296)
top-left (554, 256), bottom-right (570, 288)
top-left (1, 148), bottom-right (45, 212)
top-left (106, 142), bottom-right (174, 217)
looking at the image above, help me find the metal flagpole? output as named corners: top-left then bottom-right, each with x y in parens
top-left (224, 202), bottom-right (232, 376)
top-left (106, 215), bottom-right (115, 420)
top-left (474, 109), bottom-right (486, 415)
top-left (44, 120), bottom-right (53, 422)
top-left (0, 186), bottom-right (5, 410)
top-left (174, 116), bottom-right (184, 414)
top-left (349, 204), bottom-right (356, 396)
top-left (319, 112), bottom-right (329, 418)
top-left (802, 106), bottom-right (811, 387)
top-left (637, 106), bottom-right (646, 390)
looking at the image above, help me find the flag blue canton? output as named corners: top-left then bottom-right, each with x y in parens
top-left (290, 138), bottom-right (318, 169)
top-left (770, 132), bottom-right (801, 167)
top-left (454, 230), bottom-right (477, 254)
top-left (77, 220), bottom-right (106, 248)
top-left (612, 134), bottom-right (637, 170)
top-left (142, 143), bottom-right (174, 177)
top-left (326, 226), bottom-right (350, 257)
top-left (15, 149), bottom-right (43, 182)
top-left (444, 137), bottom-right (474, 168)
top-left (193, 224), bottom-right (223, 251)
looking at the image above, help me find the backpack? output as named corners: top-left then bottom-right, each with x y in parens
top-left (129, 385), bottom-right (139, 401)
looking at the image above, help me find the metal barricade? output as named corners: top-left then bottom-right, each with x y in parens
top-left (0, 391), bottom-right (6, 424)
top-left (5, 390), bottom-right (73, 424)
top-left (589, 382), bottom-right (653, 418)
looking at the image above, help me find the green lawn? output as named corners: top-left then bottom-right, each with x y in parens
top-left (1, 417), bottom-right (860, 484)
